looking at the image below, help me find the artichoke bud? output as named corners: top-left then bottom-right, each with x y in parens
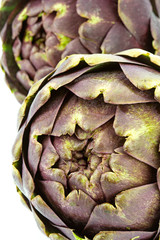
top-left (13, 49), bottom-right (160, 240)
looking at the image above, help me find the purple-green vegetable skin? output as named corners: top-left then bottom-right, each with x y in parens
top-left (13, 49), bottom-right (160, 240)
top-left (1, 0), bottom-right (160, 102)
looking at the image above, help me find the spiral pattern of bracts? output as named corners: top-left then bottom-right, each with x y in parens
top-left (12, 49), bottom-right (160, 240)
top-left (1, 0), bottom-right (160, 102)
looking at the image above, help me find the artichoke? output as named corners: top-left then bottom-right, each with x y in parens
top-left (13, 49), bottom-right (160, 240)
top-left (1, 0), bottom-right (160, 102)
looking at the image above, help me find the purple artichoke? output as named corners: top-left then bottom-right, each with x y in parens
top-left (13, 49), bottom-right (160, 240)
top-left (1, 0), bottom-right (160, 102)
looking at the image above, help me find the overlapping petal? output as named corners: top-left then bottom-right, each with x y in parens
top-left (1, 0), bottom-right (160, 101)
top-left (12, 49), bottom-right (160, 239)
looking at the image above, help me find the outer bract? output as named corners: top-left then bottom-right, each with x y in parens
top-left (1, 0), bottom-right (160, 102)
top-left (13, 49), bottom-right (160, 240)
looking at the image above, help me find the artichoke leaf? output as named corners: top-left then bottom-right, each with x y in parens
top-left (84, 183), bottom-right (160, 236)
top-left (66, 70), bottom-right (155, 104)
top-left (93, 231), bottom-right (156, 240)
top-left (114, 103), bottom-right (160, 169)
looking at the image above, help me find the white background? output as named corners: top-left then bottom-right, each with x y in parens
top-left (0, 2), bottom-right (48, 239)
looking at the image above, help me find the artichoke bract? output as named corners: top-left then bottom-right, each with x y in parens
top-left (13, 49), bottom-right (160, 240)
top-left (1, 0), bottom-right (160, 102)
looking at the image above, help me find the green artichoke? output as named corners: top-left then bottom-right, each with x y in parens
top-left (13, 49), bottom-right (160, 240)
top-left (1, 0), bottom-right (160, 102)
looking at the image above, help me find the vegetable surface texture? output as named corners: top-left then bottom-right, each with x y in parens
top-left (1, 0), bottom-right (160, 101)
top-left (13, 49), bottom-right (160, 240)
